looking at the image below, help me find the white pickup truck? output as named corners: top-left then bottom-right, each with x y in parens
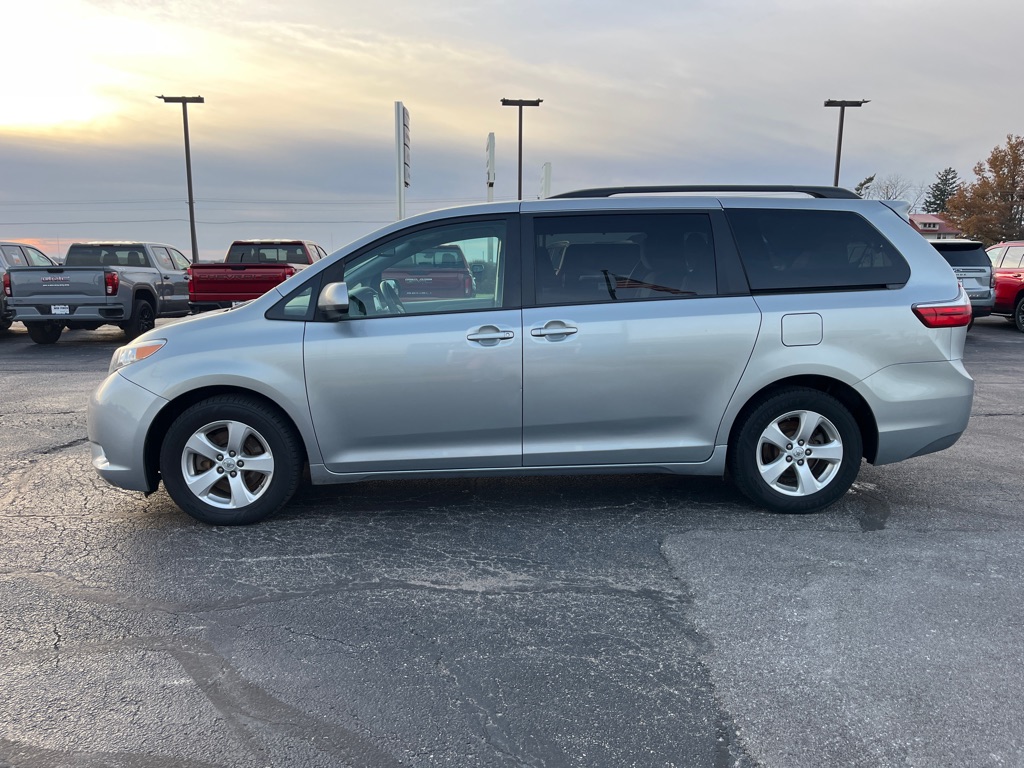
top-left (2, 241), bottom-right (191, 344)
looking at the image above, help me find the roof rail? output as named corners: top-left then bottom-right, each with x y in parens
top-left (548, 185), bottom-right (861, 200)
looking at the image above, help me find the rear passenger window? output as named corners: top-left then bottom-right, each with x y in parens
top-left (533, 213), bottom-right (717, 305)
top-left (151, 247), bottom-right (175, 271)
top-left (727, 209), bottom-right (910, 292)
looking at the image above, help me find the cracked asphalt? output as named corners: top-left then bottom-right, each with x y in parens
top-left (0, 317), bottom-right (1022, 767)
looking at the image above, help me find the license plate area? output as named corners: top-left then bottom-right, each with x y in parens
top-left (51, 305), bottom-right (70, 315)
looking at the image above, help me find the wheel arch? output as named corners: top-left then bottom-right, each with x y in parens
top-left (143, 385), bottom-right (310, 492)
top-left (725, 375), bottom-right (879, 464)
top-left (132, 286), bottom-right (158, 311)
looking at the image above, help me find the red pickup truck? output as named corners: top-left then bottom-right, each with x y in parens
top-left (188, 239), bottom-right (328, 312)
top-left (382, 245), bottom-right (477, 301)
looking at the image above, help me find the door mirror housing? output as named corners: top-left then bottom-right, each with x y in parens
top-left (317, 282), bottom-right (350, 320)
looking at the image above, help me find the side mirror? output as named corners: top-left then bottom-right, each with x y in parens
top-left (317, 281), bottom-right (350, 320)
top-left (471, 263), bottom-right (485, 274)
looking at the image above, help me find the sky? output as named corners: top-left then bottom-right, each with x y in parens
top-left (3, 0), bottom-right (1022, 261)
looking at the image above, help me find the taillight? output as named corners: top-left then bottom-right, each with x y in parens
top-left (105, 271), bottom-right (119, 296)
top-left (991, 272), bottom-right (996, 289)
top-left (185, 267), bottom-right (192, 281)
top-left (912, 289), bottom-right (972, 328)
top-left (284, 266), bottom-right (296, 278)
top-left (2, 272), bottom-right (10, 297)
top-left (465, 274), bottom-right (472, 296)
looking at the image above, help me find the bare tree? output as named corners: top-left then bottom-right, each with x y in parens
top-left (863, 174), bottom-right (923, 209)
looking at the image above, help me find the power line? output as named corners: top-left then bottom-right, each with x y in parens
top-left (0, 196), bottom-right (495, 206)
top-left (0, 218), bottom-right (394, 226)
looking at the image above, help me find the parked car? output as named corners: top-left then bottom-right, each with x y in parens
top-left (3, 241), bottom-right (191, 344)
top-left (930, 239), bottom-right (994, 323)
top-left (985, 241), bottom-right (1024, 331)
top-left (88, 185), bottom-right (973, 525)
top-left (0, 242), bottom-right (57, 331)
top-left (187, 239), bottom-right (329, 312)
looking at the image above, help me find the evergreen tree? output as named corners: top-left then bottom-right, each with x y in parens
top-left (854, 174), bottom-right (875, 198)
top-left (923, 167), bottom-right (961, 213)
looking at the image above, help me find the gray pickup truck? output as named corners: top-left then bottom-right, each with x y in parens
top-left (3, 241), bottom-right (191, 344)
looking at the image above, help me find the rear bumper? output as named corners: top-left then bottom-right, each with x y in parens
top-left (11, 302), bottom-right (125, 322)
top-left (189, 301), bottom-right (233, 313)
top-left (855, 359), bottom-right (974, 465)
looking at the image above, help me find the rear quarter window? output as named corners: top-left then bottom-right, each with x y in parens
top-left (727, 209), bottom-right (910, 292)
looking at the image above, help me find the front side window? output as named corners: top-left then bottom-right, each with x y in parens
top-left (322, 220), bottom-right (507, 319)
top-left (1001, 246), bottom-right (1024, 269)
top-left (24, 247), bottom-right (53, 266)
top-left (727, 209), bottom-right (910, 292)
top-left (169, 249), bottom-right (190, 270)
top-left (533, 213), bottom-right (717, 305)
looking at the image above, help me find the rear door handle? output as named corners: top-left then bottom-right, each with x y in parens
top-left (531, 322), bottom-right (578, 338)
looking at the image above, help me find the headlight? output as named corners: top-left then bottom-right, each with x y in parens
top-left (110, 339), bottom-right (166, 374)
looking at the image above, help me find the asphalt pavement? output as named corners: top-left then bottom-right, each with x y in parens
top-left (0, 317), bottom-right (1021, 767)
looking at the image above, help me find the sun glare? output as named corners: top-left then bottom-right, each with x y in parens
top-left (4, 3), bottom-right (214, 133)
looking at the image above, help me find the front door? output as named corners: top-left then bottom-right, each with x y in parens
top-left (150, 246), bottom-right (189, 314)
top-left (304, 217), bottom-right (524, 474)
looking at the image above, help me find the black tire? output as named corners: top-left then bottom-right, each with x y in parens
top-left (123, 299), bottom-right (156, 340)
top-left (1014, 297), bottom-right (1024, 333)
top-left (0, 317), bottom-right (12, 332)
top-left (728, 387), bottom-right (863, 514)
top-left (159, 395), bottom-right (303, 525)
top-left (25, 321), bottom-right (63, 344)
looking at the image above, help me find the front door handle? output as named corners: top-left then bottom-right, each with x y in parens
top-left (467, 325), bottom-right (515, 346)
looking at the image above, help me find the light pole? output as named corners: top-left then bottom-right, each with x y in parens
top-left (824, 99), bottom-right (869, 187)
top-left (157, 95), bottom-right (204, 262)
top-left (500, 98), bottom-right (542, 200)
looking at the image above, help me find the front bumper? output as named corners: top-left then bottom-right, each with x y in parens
top-left (88, 372), bottom-right (168, 492)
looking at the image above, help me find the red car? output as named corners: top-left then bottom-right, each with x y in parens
top-left (985, 242), bottom-right (1024, 331)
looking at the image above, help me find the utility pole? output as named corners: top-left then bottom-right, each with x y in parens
top-left (157, 95), bottom-right (204, 262)
top-left (500, 98), bottom-right (542, 200)
top-left (824, 99), bottom-right (869, 187)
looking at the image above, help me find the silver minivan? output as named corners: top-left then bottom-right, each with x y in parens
top-left (88, 186), bottom-right (975, 524)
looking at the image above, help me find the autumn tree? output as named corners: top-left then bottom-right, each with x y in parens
top-left (945, 135), bottom-right (1024, 244)
top-left (922, 167), bottom-right (961, 214)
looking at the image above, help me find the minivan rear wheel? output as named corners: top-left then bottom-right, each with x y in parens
top-left (1014, 296), bottom-right (1024, 333)
top-left (159, 395), bottom-right (303, 525)
top-left (729, 387), bottom-right (862, 513)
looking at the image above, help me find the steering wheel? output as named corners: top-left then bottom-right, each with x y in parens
top-left (379, 280), bottom-right (406, 314)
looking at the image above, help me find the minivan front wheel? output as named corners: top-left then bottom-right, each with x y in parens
top-left (159, 395), bottom-right (303, 525)
top-left (729, 388), bottom-right (862, 513)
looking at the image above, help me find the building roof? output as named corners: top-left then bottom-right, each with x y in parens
top-left (910, 213), bottom-right (962, 235)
